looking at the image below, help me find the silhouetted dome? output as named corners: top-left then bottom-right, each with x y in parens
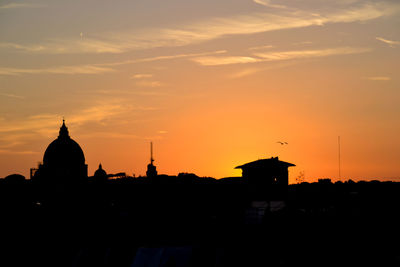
top-left (4, 174), bottom-right (26, 183)
top-left (34, 120), bottom-right (88, 182)
top-left (94, 163), bottom-right (107, 178)
top-left (43, 120), bottom-right (85, 168)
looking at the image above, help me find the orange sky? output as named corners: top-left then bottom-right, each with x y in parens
top-left (0, 0), bottom-right (399, 183)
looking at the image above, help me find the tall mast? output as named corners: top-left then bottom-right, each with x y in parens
top-left (150, 142), bottom-right (154, 165)
top-left (338, 136), bottom-right (341, 180)
top-left (146, 141), bottom-right (158, 177)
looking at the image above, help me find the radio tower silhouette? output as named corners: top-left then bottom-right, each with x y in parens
top-left (338, 136), bottom-right (341, 181)
top-left (146, 142), bottom-right (158, 177)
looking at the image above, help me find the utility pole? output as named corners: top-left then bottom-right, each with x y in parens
top-left (338, 136), bottom-right (341, 181)
top-left (150, 142), bottom-right (154, 165)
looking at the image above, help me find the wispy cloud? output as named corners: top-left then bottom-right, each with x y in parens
top-left (79, 132), bottom-right (140, 139)
top-left (0, 132), bottom-right (33, 150)
top-left (0, 104), bottom-right (123, 134)
top-left (97, 89), bottom-right (167, 97)
top-left (1, 2), bottom-right (397, 54)
top-left (157, 3), bottom-right (394, 49)
top-left (0, 39), bottom-right (128, 54)
top-left (253, 0), bottom-right (287, 9)
top-left (376, 37), bottom-right (400, 47)
top-left (0, 97), bottom-right (158, 136)
top-left (0, 141), bottom-right (23, 149)
top-left (229, 67), bottom-right (266, 79)
top-left (228, 61), bottom-right (299, 78)
top-left (0, 43), bottom-right (47, 52)
top-left (97, 50), bottom-right (227, 67)
top-left (191, 56), bottom-right (259, 66)
top-left (0, 65), bottom-right (115, 76)
top-left (0, 3), bottom-right (45, 9)
top-left (254, 47), bottom-right (371, 61)
top-left (248, 45), bottom-right (274, 51)
top-left (192, 47), bottom-right (371, 66)
top-left (135, 81), bottom-right (164, 88)
top-left (363, 76), bottom-right (391, 81)
top-left (0, 93), bottom-right (24, 99)
top-left (292, 41), bottom-right (313, 46)
top-left (131, 74), bottom-right (153, 79)
top-left (0, 50), bottom-right (225, 76)
top-left (0, 149), bottom-right (38, 155)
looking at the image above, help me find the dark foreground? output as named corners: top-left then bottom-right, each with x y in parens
top-left (1, 177), bottom-right (400, 266)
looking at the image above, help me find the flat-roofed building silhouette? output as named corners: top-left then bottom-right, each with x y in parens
top-left (236, 157), bottom-right (295, 223)
top-left (235, 157), bottom-right (295, 187)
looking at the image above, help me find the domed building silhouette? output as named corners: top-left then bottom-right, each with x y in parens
top-left (93, 163), bottom-right (108, 181)
top-left (31, 120), bottom-right (88, 183)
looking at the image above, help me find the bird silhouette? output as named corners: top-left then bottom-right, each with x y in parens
top-left (277, 141), bottom-right (288, 145)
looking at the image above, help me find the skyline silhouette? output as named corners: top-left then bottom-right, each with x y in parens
top-left (24, 120), bottom-right (297, 185)
top-left (1, 119), bottom-right (399, 183)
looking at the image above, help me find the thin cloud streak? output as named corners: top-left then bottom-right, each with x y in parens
top-left (131, 74), bottom-right (153, 79)
top-left (229, 68), bottom-right (263, 78)
top-left (192, 47), bottom-right (371, 66)
top-left (376, 37), bottom-right (400, 47)
top-left (229, 61), bottom-right (299, 78)
top-left (364, 76), bottom-right (391, 81)
top-left (0, 103), bottom-right (132, 134)
top-left (254, 47), bottom-right (371, 61)
top-left (135, 81), bottom-right (164, 88)
top-left (0, 50), bottom-right (225, 76)
top-left (97, 89), bottom-right (167, 97)
top-left (96, 50), bottom-right (227, 67)
top-left (192, 56), bottom-right (260, 66)
top-left (0, 149), bottom-right (38, 155)
top-left (0, 65), bottom-right (115, 76)
top-left (0, 43), bottom-right (47, 52)
top-left (0, 99), bottom-right (157, 150)
top-left (0, 93), bottom-right (25, 99)
top-left (248, 45), bottom-right (274, 51)
top-left (0, 3), bottom-right (45, 9)
top-left (0, 39), bottom-right (129, 54)
top-left (79, 132), bottom-right (140, 140)
top-left (253, 0), bottom-right (287, 9)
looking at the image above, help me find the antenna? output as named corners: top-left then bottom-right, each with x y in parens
top-left (146, 141), bottom-right (158, 177)
top-left (338, 136), bottom-right (341, 180)
top-left (150, 142), bottom-right (154, 165)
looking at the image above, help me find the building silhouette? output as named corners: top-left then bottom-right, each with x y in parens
top-left (31, 120), bottom-right (88, 183)
top-left (236, 156), bottom-right (295, 190)
top-left (93, 163), bottom-right (108, 181)
top-left (146, 142), bottom-right (158, 177)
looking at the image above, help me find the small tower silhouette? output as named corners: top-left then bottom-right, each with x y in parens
top-left (146, 142), bottom-right (158, 177)
top-left (94, 163), bottom-right (108, 181)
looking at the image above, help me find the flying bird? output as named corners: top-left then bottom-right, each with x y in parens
top-left (277, 141), bottom-right (288, 145)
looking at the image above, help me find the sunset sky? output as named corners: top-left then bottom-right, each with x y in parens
top-left (0, 0), bottom-right (399, 182)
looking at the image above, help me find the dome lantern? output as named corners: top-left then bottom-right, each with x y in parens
top-left (59, 119), bottom-right (70, 139)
